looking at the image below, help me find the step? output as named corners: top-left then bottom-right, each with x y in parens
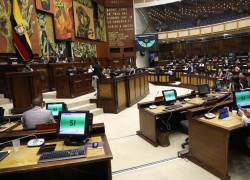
top-left (0, 98), bottom-right (10, 105)
top-left (90, 108), bottom-right (104, 116)
top-left (66, 99), bottom-right (90, 109)
top-left (43, 91), bottom-right (57, 99)
top-left (69, 103), bottom-right (97, 111)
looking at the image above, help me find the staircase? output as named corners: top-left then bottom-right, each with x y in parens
top-left (0, 94), bottom-right (12, 116)
top-left (0, 96), bottom-right (10, 106)
top-left (43, 91), bottom-right (103, 117)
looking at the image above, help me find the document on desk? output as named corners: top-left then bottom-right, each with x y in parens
top-left (86, 142), bottom-right (104, 157)
top-left (0, 122), bottom-right (19, 132)
top-left (89, 136), bottom-right (102, 143)
top-left (87, 147), bottom-right (105, 158)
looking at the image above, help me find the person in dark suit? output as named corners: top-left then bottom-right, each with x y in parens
top-left (228, 75), bottom-right (243, 93)
top-left (92, 62), bottom-right (104, 95)
top-left (93, 61), bottom-right (104, 79)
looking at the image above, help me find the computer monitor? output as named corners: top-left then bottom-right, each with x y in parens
top-left (233, 90), bottom-right (250, 108)
top-left (162, 89), bottom-right (177, 103)
top-left (215, 80), bottom-right (223, 90)
top-left (197, 84), bottom-right (210, 96)
top-left (46, 103), bottom-right (66, 118)
top-left (58, 111), bottom-right (90, 146)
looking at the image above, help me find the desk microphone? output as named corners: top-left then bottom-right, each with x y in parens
top-left (0, 135), bottom-right (45, 148)
top-left (27, 137), bottom-right (45, 147)
top-left (149, 91), bottom-right (160, 109)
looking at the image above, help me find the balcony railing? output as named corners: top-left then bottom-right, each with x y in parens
top-left (158, 16), bottom-right (250, 40)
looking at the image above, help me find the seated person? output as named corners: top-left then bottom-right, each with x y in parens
top-left (224, 69), bottom-right (233, 81)
top-left (235, 65), bottom-right (241, 73)
top-left (167, 68), bottom-right (174, 76)
top-left (126, 65), bottom-right (135, 75)
top-left (22, 64), bottom-right (34, 72)
top-left (120, 65), bottom-right (127, 75)
top-left (217, 69), bottom-right (224, 79)
top-left (88, 65), bottom-right (94, 73)
top-left (22, 97), bottom-right (55, 130)
top-left (186, 63), bottom-right (194, 74)
top-left (102, 68), bottom-right (110, 78)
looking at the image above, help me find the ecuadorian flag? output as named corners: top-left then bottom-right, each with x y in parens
top-left (12, 0), bottom-right (33, 61)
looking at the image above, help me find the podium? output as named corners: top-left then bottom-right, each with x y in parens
top-left (55, 73), bottom-right (94, 98)
top-left (6, 72), bottom-right (43, 114)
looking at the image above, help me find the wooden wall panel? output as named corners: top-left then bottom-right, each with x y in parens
top-left (140, 76), bottom-right (145, 96)
top-left (117, 81), bottom-right (127, 107)
top-left (129, 79), bottom-right (136, 101)
top-left (96, 42), bottom-right (109, 58)
top-left (135, 78), bottom-right (140, 98)
top-left (99, 83), bottom-right (113, 98)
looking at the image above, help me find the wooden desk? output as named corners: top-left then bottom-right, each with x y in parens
top-left (0, 122), bottom-right (20, 133)
top-left (148, 73), bottom-right (158, 83)
top-left (97, 72), bottom-right (149, 113)
top-left (0, 134), bottom-right (112, 180)
top-left (5, 72), bottom-right (43, 114)
top-left (48, 63), bottom-right (88, 91)
top-left (0, 64), bottom-right (50, 98)
top-left (137, 102), bottom-right (201, 147)
top-left (126, 72), bottom-right (149, 106)
top-left (180, 74), bottom-right (217, 88)
top-left (55, 73), bottom-right (94, 98)
top-left (188, 113), bottom-right (243, 180)
top-left (148, 73), bottom-right (175, 85)
top-left (31, 64), bottom-right (50, 92)
top-left (137, 93), bottom-right (229, 147)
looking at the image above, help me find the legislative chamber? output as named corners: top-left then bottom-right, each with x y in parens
top-left (0, 0), bottom-right (250, 180)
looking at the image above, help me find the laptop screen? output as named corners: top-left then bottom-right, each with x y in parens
top-left (234, 90), bottom-right (250, 108)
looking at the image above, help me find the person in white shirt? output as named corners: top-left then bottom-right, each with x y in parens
top-left (22, 97), bottom-right (55, 129)
top-left (239, 108), bottom-right (250, 127)
top-left (88, 65), bottom-right (94, 73)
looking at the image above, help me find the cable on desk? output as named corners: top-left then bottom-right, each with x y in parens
top-left (159, 111), bottom-right (172, 132)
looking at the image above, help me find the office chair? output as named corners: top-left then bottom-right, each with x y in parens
top-left (179, 120), bottom-right (189, 149)
top-left (245, 137), bottom-right (250, 156)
